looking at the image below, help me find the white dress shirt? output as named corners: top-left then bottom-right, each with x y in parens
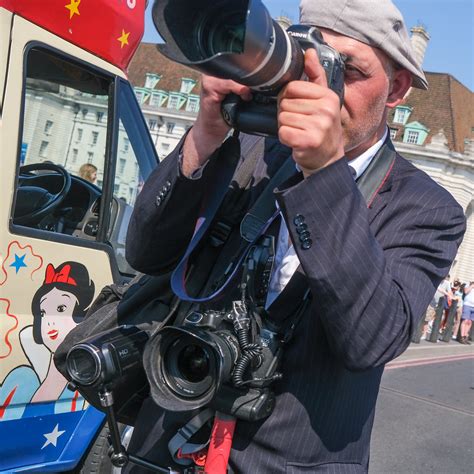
top-left (265, 128), bottom-right (388, 308)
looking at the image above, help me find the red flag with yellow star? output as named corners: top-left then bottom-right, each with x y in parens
top-left (0, 0), bottom-right (146, 72)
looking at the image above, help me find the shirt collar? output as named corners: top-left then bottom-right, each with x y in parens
top-left (348, 127), bottom-right (388, 179)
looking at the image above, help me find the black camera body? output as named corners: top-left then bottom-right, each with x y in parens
top-left (144, 304), bottom-right (283, 421)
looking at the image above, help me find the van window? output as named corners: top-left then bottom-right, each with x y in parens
top-left (13, 48), bottom-right (109, 237)
top-left (12, 48), bottom-right (158, 275)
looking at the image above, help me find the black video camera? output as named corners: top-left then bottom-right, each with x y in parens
top-left (66, 325), bottom-right (149, 388)
top-left (152, 0), bottom-right (346, 137)
top-left (66, 325), bottom-right (151, 426)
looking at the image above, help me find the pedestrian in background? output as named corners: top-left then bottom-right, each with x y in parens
top-left (451, 279), bottom-right (464, 340)
top-left (421, 275), bottom-right (453, 340)
top-left (459, 281), bottom-right (474, 344)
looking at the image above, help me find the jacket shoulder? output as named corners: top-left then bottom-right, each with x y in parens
top-left (390, 153), bottom-right (463, 212)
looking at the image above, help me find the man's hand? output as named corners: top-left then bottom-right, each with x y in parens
top-left (182, 76), bottom-right (251, 177)
top-left (278, 48), bottom-right (345, 177)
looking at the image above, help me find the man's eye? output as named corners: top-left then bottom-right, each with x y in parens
top-left (40, 309), bottom-right (45, 317)
top-left (345, 65), bottom-right (361, 75)
top-left (345, 64), bottom-right (369, 79)
top-left (57, 304), bottom-right (66, 313)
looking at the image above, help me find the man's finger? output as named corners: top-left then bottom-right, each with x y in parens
top-left (279, 97), bottom-right (320, 115)
top-left (203, 76), bottom-right (252, 101)
top-left (304, 48), bottom-right (328, 87)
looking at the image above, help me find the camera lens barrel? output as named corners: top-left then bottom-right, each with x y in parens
top-left (66, 344), bottom-right (102, 386)
top-left (239, 21), bottom-right (304, 91)
top-left (163, 338), bottom-right (216, 398)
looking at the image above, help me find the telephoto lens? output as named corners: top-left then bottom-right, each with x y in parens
top-left (153, 0), bottom-right (305, 93)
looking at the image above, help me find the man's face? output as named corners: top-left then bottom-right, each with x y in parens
top-left (319, 29), bottom-right (395, 159)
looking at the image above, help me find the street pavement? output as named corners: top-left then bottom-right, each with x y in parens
top-left (369, 340), bottom-right (474, 473)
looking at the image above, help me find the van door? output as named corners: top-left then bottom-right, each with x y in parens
top-left (0, 15), bottom-right (158, 472)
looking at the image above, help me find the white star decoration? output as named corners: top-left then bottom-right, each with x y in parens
top-left (41, 424), bottom-right (66, 449)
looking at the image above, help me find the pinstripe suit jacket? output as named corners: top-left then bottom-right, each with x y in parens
top-left (125, 134), bottom-right (465, 473)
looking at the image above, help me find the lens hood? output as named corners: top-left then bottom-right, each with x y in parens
top-left (144, 325), bottom-right (238, 411)
top-left (152, 0), bottom-right (303, 91)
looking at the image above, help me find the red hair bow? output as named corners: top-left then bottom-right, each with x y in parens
top-left (44, 264), bottom-right (77, 286)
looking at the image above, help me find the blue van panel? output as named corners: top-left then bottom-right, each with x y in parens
top-left (0, 406), bottom-right (105, 473)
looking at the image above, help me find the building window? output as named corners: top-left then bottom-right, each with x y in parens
top-left (145, 73), bottom-right (161, 89)
top-left (187, 97), bottom-right (199, 113)
top-left (393, 107), bottom-right (411, 125)
top-left (134, 90), bottom-right (145, 104)
top-left (87, 151), bottom-right (94, 163)
top-left (76, 128), bottom-right (83, 141)
top-left (180, 78), bottom-right (197, 94)
top-left (405, 130), bottom-right (420, 144)
top-left (96, 111), bottom-right (104, 122)
top-left (150, 94), bottom-right (161, 107)
top-left (39, 140), bottom-right (49, 158)
top-left (44, 120), bottom-right (53, 134)
top-left (91, 131), bottom-right (99, 145)
top-left (389, 128), bottom-right (398, 140)
top-left (72, 148), bottom-right (78, 164)
top-left (166, 122), bottom-right (175, 134)
top-left (119, 158), bottom-right (126, 174)
top-left (161, 143), bottom-right (170, 153)
top-left (149, 119), bottom-right (157, 131)
top-left (81, 108), bottom-right (89, 119)
top-left (114, 183), bottom-right (120, 194)
top-left (123, 137), bottom-right (130, 152)
top-left (168, 96), bottom-right (179, 109)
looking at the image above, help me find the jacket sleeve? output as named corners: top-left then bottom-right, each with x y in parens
top-left (275, 158), bottom-right (466, 370)
top-left (125, 134), bottom-right (222, 274)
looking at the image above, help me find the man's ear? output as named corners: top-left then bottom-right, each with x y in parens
top-left (386, 69), bottom-right (412, 108)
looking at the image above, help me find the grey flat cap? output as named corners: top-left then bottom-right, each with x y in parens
top-left (299, 0), bottom-right (428, 89)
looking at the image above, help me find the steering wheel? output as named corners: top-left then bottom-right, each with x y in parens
top-left (14, 163), bottom-right (72, 226)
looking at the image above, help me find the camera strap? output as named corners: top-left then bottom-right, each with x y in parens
top-left (171, 141), bottom-right (295, 304)
top-left (168, 407), bottom-right (215, 467)
top-left (356, 136), bottom-right (397, 206)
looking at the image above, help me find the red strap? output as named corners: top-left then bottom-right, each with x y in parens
top-left (204, 414), bottom-right (236, 474)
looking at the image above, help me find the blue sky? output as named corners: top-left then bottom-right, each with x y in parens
top-left (142, 0), bottom-right (474, 91)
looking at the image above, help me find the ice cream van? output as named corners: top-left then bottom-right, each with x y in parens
top-left (0, 1), bottom-right (157, 471)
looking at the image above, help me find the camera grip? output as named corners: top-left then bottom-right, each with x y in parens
top-left (221, 93), bottom-right (278, 137)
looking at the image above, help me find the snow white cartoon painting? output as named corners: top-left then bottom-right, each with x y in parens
top-left (0, 261), bottom-right (95, 420)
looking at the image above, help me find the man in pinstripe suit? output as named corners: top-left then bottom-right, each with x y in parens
top-left (124, 0), bottom-right (466, 472)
